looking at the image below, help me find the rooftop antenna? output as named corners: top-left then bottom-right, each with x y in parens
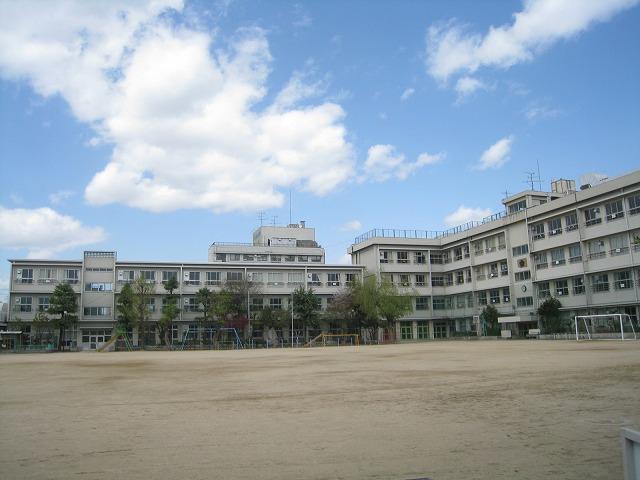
top-left (271, 215), bottom-right (278, 227)
top-left (257, 211), bottom-right (265, 226)
top-left (289, 189), bottom-right (292, 226)
top-left (524, 171), bottom-right (536, 190)
top-left (536, 159), bottom-right (543, 191)
top-left (502, 188), bottom-right (510, 199)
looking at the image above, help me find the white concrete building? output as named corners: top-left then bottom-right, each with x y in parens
top-left (348, 170), bottom-right (640, 340)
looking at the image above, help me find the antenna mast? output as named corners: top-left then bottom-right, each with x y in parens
top-left (257, 211), bottom-right (265, 226)
top-left (289, 189), bottom-right (292, 225)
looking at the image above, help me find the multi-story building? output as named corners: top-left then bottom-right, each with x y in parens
top-left (349, 170), bottom-right (640, 340)
top-left (7, 224), bottom-right (363, 349)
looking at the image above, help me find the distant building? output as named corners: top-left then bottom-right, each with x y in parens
top-left (349, 169), bottom-right (640, 340)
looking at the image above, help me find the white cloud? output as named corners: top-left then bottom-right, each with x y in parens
top-left (400, 88), bottom-right (415, 101)
top-left (426, 0), bottom-right (638, 81)
top-left (363, 145), bottom-right (444, 182)
top-left (340, 220), bottom-right (362, 232)
top-left (476, 136), bottom-right (514, 170)
top-left (292, 4), bottom-right (312, 28)
top-left (444, 205), bottom-right (493, 227)
top-left (0, 206), bottom-right (106, 258)
top-left (49, 190), bottom-right (74, 205)
top-left (524, 103), bottom-right (562, 120)
top-left (0, 1), bottom-right (356, 214)
top-left (455, 76), bottom-right (488, 98)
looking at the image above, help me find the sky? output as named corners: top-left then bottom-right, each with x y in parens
top-left (1, 0), bottom-right (639, 300)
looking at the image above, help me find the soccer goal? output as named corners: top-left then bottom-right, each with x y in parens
top-left (573, 314), bottom-right (638, 341)
top-left (305, 333), bottom-right (360, 348)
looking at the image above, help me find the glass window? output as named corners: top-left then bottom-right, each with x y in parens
top-left (269, 298), bottom-right (282, 310)
top-left (328, 273), bottom-right (340, 285)
top-left (228, 254), bottom-right (241, 261)
top-left (309, 255), bottom-right (322, 263)
top-left (502, 287), bottom-right (510, 303)
top-left (500, 261), bottom-right (508, 276)
top-left (431, 275), bottom-right (444, 287)
top-left (416, 297), bottom-right (429, 311)
top-left (185, 271), bottom-right (201, 285)
top-left (538, 282), bottom-right (550, 298)
top-left (515, 271), bottom-right (531, 282)
top-left (18, 268), bottom-right (34, 284)
top-left (533, 252), bottom-right (548, 270)
top-left (140, 271), bottom-right (155, 282)
top-left (284, 255), bottom-right (296, 262)
top-left (38, 296), bottom-right (50, 312)
top-left (64, 269), bottom-right (79, 283)
top-left (380, 251), bottom-right (391, 263)
top-left (309, 273), bottom-right (321, 285)
top-left (477, 291), bottom-right (487, 306)
top-left (415, 274), bottom-right (426, 287)
top-left (297, 256), bottom-right (308, 262)
top-left (430, 252), bottom-right (443, 264)
top-left (565, 212), bottom-right (578, 231)
top-left (162, 271), bottom-right (177, 282)
top-left (516, 297), bottom-right (533, 307)
top-left (243, 254), bottom-right (255, 262)
top-left (226, 271), bottom-right (242, 282)
top-left (609, 235), bottom-right (629, 255)
top-left (270, 255), bottom-right (282, 263)
top-left (548, 218), bottom-right (562, 236)
top-left (531, 223), bottom-right (545, 240)
top-left (555, 280), bottom-right (569, 296)
top-left (605, 199), bottom-right (624, 221)
top-left (628, 194), bottom-right (640, 215)
top-left (267, 272), bottom-right (283, 285)
top-left (453, 247), bottom-right (463, 261)
top-left (569, 244), bottom-right (582, 262)
top-left (614, 271), bottom-right (633, 290)
top-left (584, 206), bottom-right (601, 226)
top-left (345, 273), bottom-right (355, 285)
top-left (397, 251), bottom-right (409, 264)
top-left (572, 277), bottom-right (585, 295)
top-left (432, 297), bottom-right (445, 310)
top-left (456, 271), bottom-right (464, 285)
top-left (550, 248), bottom-right (565, 266)
top-left (206, 271), bottom-right (221, 285)
top-left (512, 244), bottom-right (529, 256)
top-left (489, 289), bottom-right (500, 304)
top-left (588, 240), bottom-right (606, 259)
top-left (590, 274), bottom-right (609, 293)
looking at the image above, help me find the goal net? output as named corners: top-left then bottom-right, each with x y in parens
top-left (573, 314), bottom-right (638, 341)
top-left (305, 333), bottom-right (360, 348)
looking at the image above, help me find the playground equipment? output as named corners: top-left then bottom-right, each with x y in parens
top-left (97, 328), bottom-right (134, 352)
top-left (305, 333), bottom-right (359, 348)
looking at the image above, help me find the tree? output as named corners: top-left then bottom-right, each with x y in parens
top-left (214, 279), bottom-right (261, 333)
top-left (538, 297), bottom-right (564, 333)
top-left (48, 282), bottom-right (78, 350)
top-left (32, 311), bottom-right (54, 344)
top-left (132, 276), bottom-right (155, 346)
top-left (195, 287), bottom-right (218, 345)
top-left (376, 280), bottom-right (412, 340)
top-left (291, 286), bottom-right (321, 339)
top-left (158, 279), bottom-right (180, 346)
top-left (254, 308), bottom-right (287, 341)
top-left (116, 283), bottom-right (136, 331)
top-left (480, 305), bottom-right (499, 335)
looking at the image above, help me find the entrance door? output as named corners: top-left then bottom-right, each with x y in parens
top-left (90, 335), bottom-right (105, 349)
top-left (434, 322), bottom-right (447, 338)
top-left (400, 324), bottom-right (413, 340)
top-left (417, 323), bottom-right (429, 339)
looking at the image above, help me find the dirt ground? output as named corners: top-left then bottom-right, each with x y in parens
top-left (1, 341), bottom-right (639, 480)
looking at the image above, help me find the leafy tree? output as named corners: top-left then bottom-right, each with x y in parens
top-left (158, 279), bottom-right (180, 346)
top-left (291, 286), bottom-right (321, 338)
top-left (132, 276), bottom-right (155, 346)
top-left (214, 279), bottom-right (261, 332)
top-left (116, 283), bottom-right (136, 331)
top-left (254, 308), bottom-right (287, 340)
top-left (195, 287), bottom-right (219, 345)
top-left (32, 311), bottom-right (54, 344)
top-left (538, 297), bottom-right (564, 333)
top-left (48, 282), bottom-right (78, 350)
top-left (376, 280), bottom-right (412, 340)
top-left (480, 305), bottom-right (499, 335)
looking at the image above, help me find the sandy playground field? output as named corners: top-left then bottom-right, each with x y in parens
top-left (1, 340), bottom-right (639, 480)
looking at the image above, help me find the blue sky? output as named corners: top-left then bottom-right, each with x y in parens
top-left (1, 0), bottom-right (639, 299)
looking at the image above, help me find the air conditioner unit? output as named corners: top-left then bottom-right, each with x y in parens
top-left (184, 272), bottom-right (190, 280)
top-left (329, 282), bottom-right (339, 286)
top-left (615, 248), bottom-right (621, 253)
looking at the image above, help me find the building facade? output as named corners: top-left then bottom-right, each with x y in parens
top-left (7, 224), bottom-right (363, 349)
top-left (349, 170), bottom-right (640, 340)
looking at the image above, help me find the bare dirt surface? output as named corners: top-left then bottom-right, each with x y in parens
top-left (1, 341), bottom-right (639, 480)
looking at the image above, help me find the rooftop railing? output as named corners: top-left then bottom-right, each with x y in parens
top-left (353, 211), bottom-right (508, 245)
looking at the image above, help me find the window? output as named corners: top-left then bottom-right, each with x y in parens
top-left (588, 240), bottom-right (606, 260)
top-left (443, 251), bottom-right (452, 263)
top-left (162, 271), bottom-right (177, 283)
top-left (38, 296), bottom-right (50, 312)
top-left (185, 271), bottom-right (201, 285)
top-left (431, 275), bottom-right (444, 287)
top-left (444, 273), bottom-right (453, 286)
top-left (538, 282), bottom-right (550, 298)
top-left (83, 306), bottom-right (112, 316)
top-left (250, 272), bottom-right (264, 283)
top-left (183, 297), bottom-right (198, 312)
top-left (572, 277), bottom-right (585, 295)
top-left (215, 253), bottom-right (226, 262)
top-left (605, 199), bottom-right (624, 221)
top-left (284, 255), bottom-right (295, 262)
top-left (489, 263), bottom-right (499, 278)
top-left (118, 270), bottom-right (135, 283)
top-left (555, 280), bottom-right (569, 296)
top-left (548, 218), bottom-right (562, 236)
top-left (256, 254), bottom-right (269, 261)
top-left (267, 272), bottom-right (283, 285)
top-left (251, 298), bottom-right (264, 311)
top-left (512, 244), bottom-right (529, 256)
top-left (500, 261), bottom-right (508, 276)
top-left (497, 234), bottom-right (506, 250)
top-left (614, 271), bottom-right (633, 290)
top-left (473, 241), bottom-right (483, 256)
top-left (414, 251), bottom-right (426, 264)
top-left (550, 248), bottom-right (566, 266)
top-left (206, 271), bottom-right (221, 285)
top-left (416, 297), bottom-right (429, 311)
top-left (38, 268), bottom-right (57, 283)
top-left (515, 271), bottom-right (531, 282)
top-left (609, 235), bottom-right (629, 255)
top-left (628, 193), bottom-right (640, 215)
top-left (140, 271), bottom-right (155, 282)
top-left (430, 252), bottom-right (443, 264)
top-left (475, 266), bottom-right (486, 281)
top-left (490, 289), bottom-right (500, 304)
top-left (456, 271), bottom-right (464, 285)
top-left (328, 273), bottom-right (341, 286)
top-left (591, 274), bottom-right (609, 293)
top-left (432, 297), bottom-right (445, 310)
top-left (569, 244), bottom-right (582, 263)
top-left (584, 206), bottom-right (601, 226)
top-left (228, 254), bottom-right (241, 261)
top-left (565, 212), bottom-right (578, 231)
top-left (309, 255), bottom-right (322, 263)
top-left (477, 291), bottom-right (487, 306)
top-left (380, 251), bottom-right (391, 263)
top-left (297, 256), bottom-right (308, 262)
top-left (517, 296), bottom-right (533, 307)
top-left (18, 268), bottom-right (33, 284)
top-left (485, 237), bottom-right (496, 253)
top-left (288, 272), bottom-right (304, 285)
top-left (502, 287), bottom-right (510, 303)
top-left (466, 293), bottom-right (474, 308)
top-left (533, 252), bottom-right (548, 270)
top-left (226, 271), bottom-right (243, 282)
top-left (243, 254), bottom-right (255, 262)
top-left (345, 273), bottom-right (355, 285)
top-left (270, 255), bottom-right (282, 263)
top-left (309, 273), bottom-right (321, 286)
top-left (453, 247), bottom-right (463, 261)
top-left (465, 268), bottom-right (472, 283)
top-left (269, 298), bottom-right (282, 310)
top-left (85, 282), bottom-right (113, 292)
top-left (397, 251), bottom-right (409, 264)
top-left (508, 199), bottom-right (527, 213)
top-left (463, 245), bottom-right (470, 258)
top-left (64, 269), bottom-right (79, 284)
top-left (146, 298), bottom-right (156, 313)
top-left (531, 223), bottom-right (545, 240)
